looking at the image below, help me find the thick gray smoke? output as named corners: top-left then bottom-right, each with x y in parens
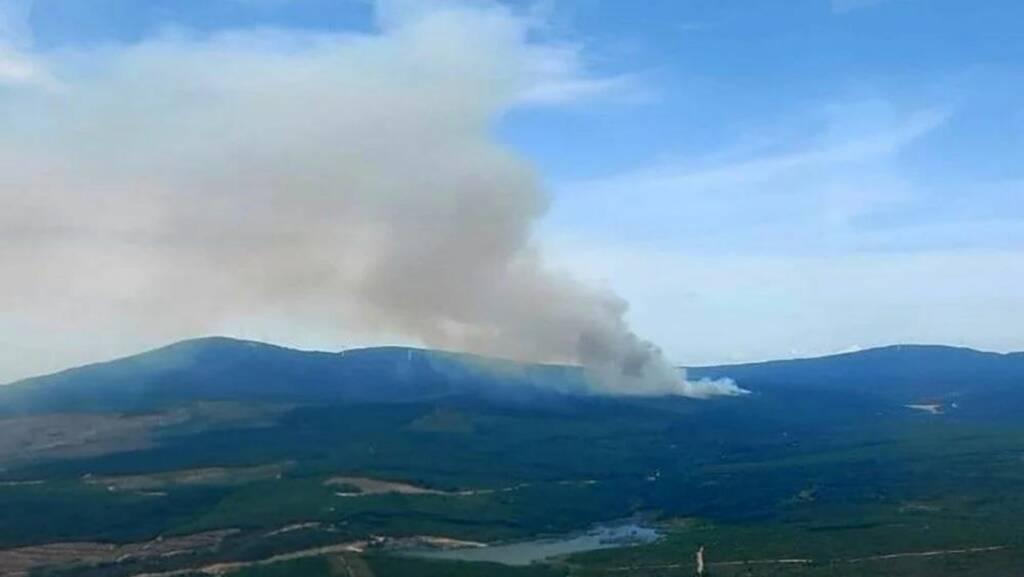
top-left (0, 1), bottom-right (744, 397)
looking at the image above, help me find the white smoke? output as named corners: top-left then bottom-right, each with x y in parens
top-left (0, 0), bottom-right (745, 397)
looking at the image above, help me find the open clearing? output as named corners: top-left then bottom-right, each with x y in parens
top-left (0, 530), bottom-right (237, 577)
top-left (86, 464), bottom-right (287, 492)
top-left (325, 477), bottom-right (453, 497)
top-left (0, 403), bottom-right (285, 466)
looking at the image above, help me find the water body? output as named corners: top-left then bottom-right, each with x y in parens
top-left (399, 522), bottom-right (661, 566)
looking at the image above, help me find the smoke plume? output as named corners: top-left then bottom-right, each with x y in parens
top-left (0, 1), bottom-right (744, 397)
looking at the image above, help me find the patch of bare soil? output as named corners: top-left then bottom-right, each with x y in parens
top-left (0, 402), bottom-right (287, 466)
top-left (324, 476), bottom-right (596, 498)
top-left (0, 530), bottom-right (237, 577)
top-left (263, 523), bottom-right (323, 538)
top-left (0, 413), bottom-right (182, 464)
top-left (131, 542), bottom-right (368, 577)
top-left (128, 534), bottom-right (489, 577)
top-left (86, 463), bottom-right (288, 492)
top-left (325, 477), bottom-right (447, 496)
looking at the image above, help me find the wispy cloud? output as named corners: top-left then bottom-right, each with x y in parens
top-left (548, 101), bottom-right (953, 254)
top-left (516, 22), bottom-right (652, 106)
top-left (0, 0), bottom-right (50, 85)
top-left (587, 105), bottom-right (949, 192)
top-left (0, 45), bottom-right (42, 83)
top-left (517, 67), bottom-right (649, 106)
top-left (538, 94), bottom-right (1022, 363)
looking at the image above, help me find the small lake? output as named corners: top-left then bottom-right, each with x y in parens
top-left (398, 522), bottom-right (661, 566)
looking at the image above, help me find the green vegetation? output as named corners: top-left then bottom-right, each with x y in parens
top-left (363, 556), bottom-right (569, 577)
top-left (215, 554), bottom-right (569, 577)
top-left (8, 395), bottom-right (1024, 576)
top-left (224, 557), bottom-right (334, 577)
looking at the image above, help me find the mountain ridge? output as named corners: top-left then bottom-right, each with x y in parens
top-left (0, 336), bottom-right (592, 414)
top-left (2, 337), bottom-right (1021, 416)
top-left (12, 336), bottom-right (1024, 386)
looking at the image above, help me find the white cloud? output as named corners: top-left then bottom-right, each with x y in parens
top-left (0, 44), bottom-right (41, 83)
top-left (0, 0), bottom-right (47, 84)
top-left (517, 41), bottom-right (651, 106)
top-left (378, 2), bottom-right (647, 108)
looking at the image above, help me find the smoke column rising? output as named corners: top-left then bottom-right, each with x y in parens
top-left (0, 1), bottom-right (744, 396)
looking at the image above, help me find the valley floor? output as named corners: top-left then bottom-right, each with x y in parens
top-left (3, 397), bottom-right (1024, 577)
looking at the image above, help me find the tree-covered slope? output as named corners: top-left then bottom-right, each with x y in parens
top-left (0, 337), bottom-right (589, 414)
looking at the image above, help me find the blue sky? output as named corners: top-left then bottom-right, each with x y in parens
top-left (16, 1), bottom-right (1020, 186)
top-left (1, 0), bottom-right (1022, 377)
top-left (23, 0), bottom-right (1014, 256)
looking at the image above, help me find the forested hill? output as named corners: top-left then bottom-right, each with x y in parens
top-left (0, 337), bottom-right (589, 414)
top-left (689, 344), bottom-right (1024, 413)
top-left (3, 338), bottom-right (1022, 418)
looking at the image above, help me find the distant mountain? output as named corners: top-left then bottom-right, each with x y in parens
top-left (0, 337), bottom-right (590, 414)
top-left (2, 339), bottom-right (1021, 418)
top-left (689, 344), bottom-right (1024, 415)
